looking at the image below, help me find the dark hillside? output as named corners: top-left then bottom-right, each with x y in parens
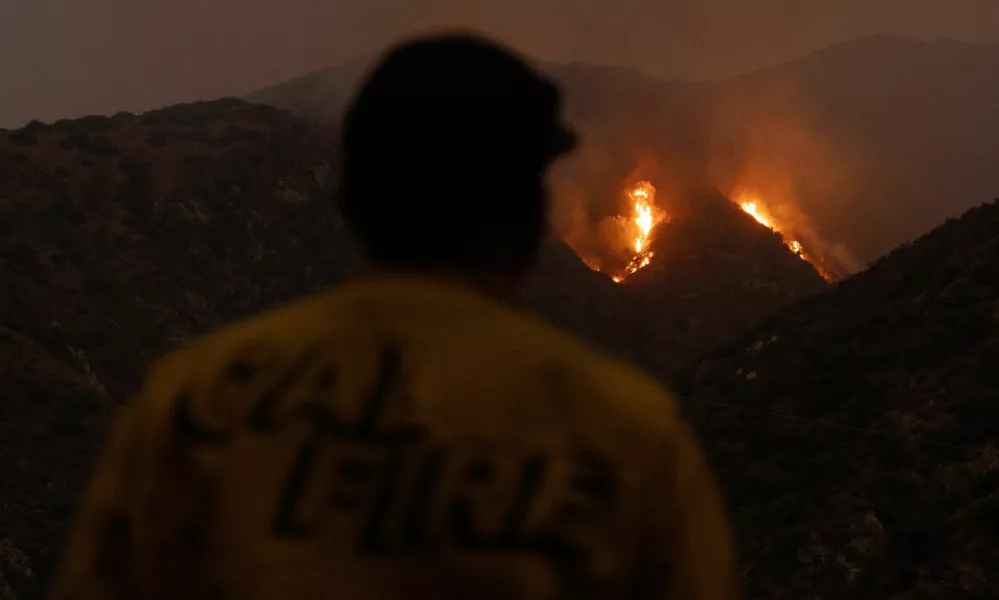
top-left (684, 199), bottom-right (999, 599)
top-left (624, 189), bottom-right (827, 380)
top-left (0, 100), bottom-right (347, 598)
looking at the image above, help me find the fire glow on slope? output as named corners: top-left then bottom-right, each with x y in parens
top-left (736, 193), bottom-right (832, 281)
top-left (612, 181), bottom-right (668, 282)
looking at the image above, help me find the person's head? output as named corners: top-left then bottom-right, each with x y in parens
top-left (339, 33), bottom-right (576, 292)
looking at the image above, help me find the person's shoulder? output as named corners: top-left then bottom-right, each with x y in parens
top-left (571, 343), bottom-right (681, 435)
top-left (503, 311), bottom-right (682, 436)
top-left (145, 289), bottom-right (343, 387)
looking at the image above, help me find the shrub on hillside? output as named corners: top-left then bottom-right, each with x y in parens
top-left (1, 239), bottom-right (40, 271)
top-left (144, 129), bottom-right (169, 147)
top-left (120, 159), bottom-right (153, 179)
top-left (110, 111), bottom-right (135, 125)
top-left (87, 134), bottom-right (119, 156)
top-left (51, 192), bottom-right (86, 225)
top-left (9, 131), bottom-right (36, 145)
top-left (8, 120), bottom-right (44, 145)
top-left (59, 132), bottom-right (91, 151)
top-left (74, 115), bottom-right (111, 131)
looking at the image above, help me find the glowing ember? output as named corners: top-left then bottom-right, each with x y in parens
top-left (618, 251), bottom-right (655, 281)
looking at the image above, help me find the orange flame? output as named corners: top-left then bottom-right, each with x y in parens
top-left (736, 193), bottom-right (832, 280)
top-left (613, 181), bottom-right (667, 282)
top-left (631, 183), bottom-right (658, 253)
top-left (739, 201), bottom-right (774, 230)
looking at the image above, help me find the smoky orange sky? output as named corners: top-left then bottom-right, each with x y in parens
top-left (1, 0), bottom-right (997, 127)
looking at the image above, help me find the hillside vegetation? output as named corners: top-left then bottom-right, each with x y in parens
top-left (683, 200), bottom-right (999, 599)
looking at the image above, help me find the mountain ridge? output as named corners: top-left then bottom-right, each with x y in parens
top-left (249, 35), bottom-right (999, 273)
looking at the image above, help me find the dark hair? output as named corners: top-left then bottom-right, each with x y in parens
top-left (340, 33), bottom-right (576, 272)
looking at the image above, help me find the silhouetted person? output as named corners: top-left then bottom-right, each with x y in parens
top-left (50, 33), bottom-right (738, 600)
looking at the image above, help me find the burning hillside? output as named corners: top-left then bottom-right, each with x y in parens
top-left (572, 176), bottom-right (836, 285)
top-left (568, 179), bottom-right (670, 282)
top-left (734, 191), bottom-right (835, 281)
top-left (612, 181), bottom-right (669, 282)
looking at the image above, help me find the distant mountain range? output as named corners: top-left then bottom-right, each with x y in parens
top-left (249, 35), bottom-right (999, 271)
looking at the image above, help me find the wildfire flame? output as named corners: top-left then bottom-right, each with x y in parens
top-left (739, 201), bottom-right (775, 231)
top-left (612, 181), bottom-right (668, 283)
top-left (630, 183), bottom-right (658, 253)
top-left (736, 193), bottom-right (833, 281)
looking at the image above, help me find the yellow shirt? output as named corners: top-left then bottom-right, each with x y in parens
top-left (51, 275), bottom-right (738, 600)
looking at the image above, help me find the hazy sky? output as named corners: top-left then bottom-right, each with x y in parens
top-left (1, 0), bottom-right (996, 127)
